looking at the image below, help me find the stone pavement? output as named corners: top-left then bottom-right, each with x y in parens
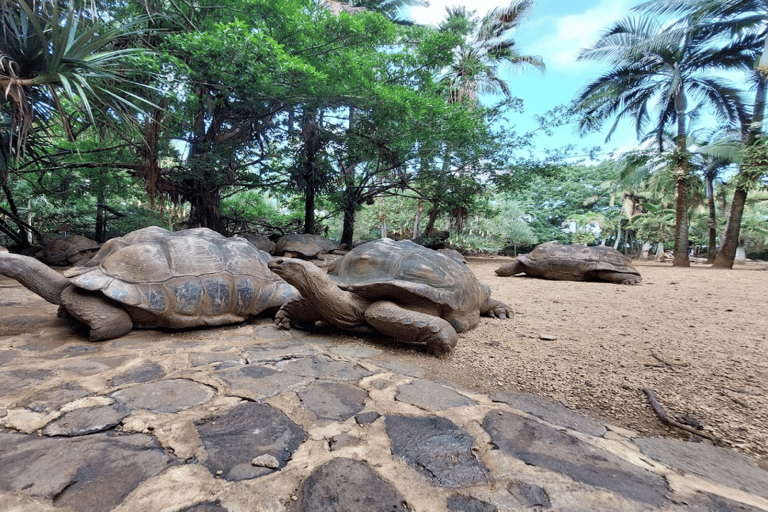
top-left (1, 301), bottom-right (768, 511)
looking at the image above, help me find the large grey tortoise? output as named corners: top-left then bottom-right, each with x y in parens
top-left (274, 234), bottom-right (338, 259)
top-left (0, 226), bottom-right (300, 341)
top-left (36, 235), bottom-right (100, 266)
top-left (268, 238), bottom-right (512, 357)
top-left (495, 241), bottom-right (641, 284)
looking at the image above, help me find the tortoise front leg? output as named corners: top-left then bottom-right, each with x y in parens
top-left (60, 286), bottom-right (133, 341)
top-left (596, 271), bottom-right (642, 285)
top-left (274, 297), bottom-right (325, 330)
top-left (363, 301), bottom-right (457, 357)
top-left (481, 297), bottom-right (513, 319)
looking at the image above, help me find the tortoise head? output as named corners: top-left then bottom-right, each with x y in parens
top-left (268, 257), bottom-right (332, 295)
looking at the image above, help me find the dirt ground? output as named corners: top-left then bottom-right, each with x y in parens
top-left (1, 256), bottom-right (766, 468)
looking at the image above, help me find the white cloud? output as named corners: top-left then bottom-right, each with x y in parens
top-left (525, 0), bottom-right (635, 72)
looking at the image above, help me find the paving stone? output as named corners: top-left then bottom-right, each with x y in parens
top-left (370, 359), bottom-right (426, 378)
top-left (108, 361), bottom-right (166, 387)
top-left (0, 368), bottom-right (54, 395)
top-left (18, 381), bottom-right (90, 412)
top-left (329, 344), bottom-right (383, 359)
top-left (216, 364), bottom-right (307, 400)
top-left (386, 415), bottom-right (490, 487)
top-left (245, 340), bottom-right (320, 362)
top-left (42, 404), bottom-right (129, 436)
top-left (15, 334), bottom-right (66, 352)
top-left (45, 344), bottom-right (97, 358)
top-left (294, 457), bottom-right (410, 512)
top-left (0, 407), bottom-right (6, 418)
top-left (329, 433), bottom-right (360, 451)
top-left (355, 411), bottom-right (381, 425)
top-left (196, 402), bottom-right (306, 482)
top-left (636, 438), bottom-right (768, 500)
top-left (112, 379), bottom-right (216, 413)
top-left (446, 494), bottom-right (497, 512)
top-left (0, 349), bottom-right (17, 364)
top-left (190, 352), bottom-right (245, 367)
top-left (179, 502), bottom-right (229, 512)
top-left (298, 382), bottom-right (367, 421)
top-left (490, 390), bottom-right (607, 437)
top-left (396, 379), bottom-right (475, 410)
top-left (0, 431), bottom-right (177, 511)
top-left (507, 481), bottom-right (552, 509)
top-left (276, 354), bottom-right (373, 381)
top-left (483, 410), bottom-right (668, 506)
top-left (54, 355), bottom-right (133, 376)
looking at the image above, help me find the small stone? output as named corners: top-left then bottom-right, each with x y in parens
top-left (251, 454), bottom-right (280, 468)
top-left (539, 334), bottom-right (557, 341)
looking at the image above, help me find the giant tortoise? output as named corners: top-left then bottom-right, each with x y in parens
top-left (495, 241), bottom-right (641, 284)
top-left (268, 238), bottom-right (512, 357)
top-left (36, 235), bottom-right (100, 266)
top-left (0, 226), bottom-right (300, 341)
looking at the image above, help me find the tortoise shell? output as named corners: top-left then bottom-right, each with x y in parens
top-left (518, 241), bottom-right (640, 280)
top-left (63, 227), bottom-right (295, 328)
top-left (274, 234), bottom-right (336, 258)
top-left (327, 238), bottom-right (490, 320)
top-left (37, 235), bottom-right (100, 266)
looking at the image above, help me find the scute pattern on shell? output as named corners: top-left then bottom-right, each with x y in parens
top-left (38, 235), bottom-right (100, 266)
top-left (64, 227), bottom-right (292, 327)
top-left (275, 234), bottom-right (336, 257)
top-left (327, 238), bottom-right (489, 314)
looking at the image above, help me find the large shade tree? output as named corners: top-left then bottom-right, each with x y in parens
top-left (575, 14), bottom-right (753, 266)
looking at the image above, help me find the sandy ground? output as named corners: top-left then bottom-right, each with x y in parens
top-left (1, 256), bottom-right (766, 468)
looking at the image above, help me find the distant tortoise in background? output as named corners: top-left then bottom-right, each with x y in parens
top-left (238, 233), bottom-right (276, 254)
top-left (36, 235), bottom-right (101, 266)
top-left (0, 226), bottom-right (300, 341)
top-left (495, 241), bottom-right (641, 285)
top-left (274, 234), bottom-right (339, 259)
top-left (269, 238), bottom-right (513, 357)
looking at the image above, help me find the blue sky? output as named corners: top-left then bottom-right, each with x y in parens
top-left (407, 0), bottom-right (653, 160)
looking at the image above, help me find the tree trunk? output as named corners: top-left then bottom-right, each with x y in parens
top-left (379, 212), bottom-right (387, 239)
top-left (713, 186), bottom-right (747, 269)
top-left (424, 205), bottom-right (439, 235)
top-left (672, 90), bottom-right (690, 267)
top-left (95, 199), bottom-right (106, 243)
top-left (715, 49), bottom-right (767, 268)
top-left (340, 198), bottom-right (357, 250)
top-left (706, 173), bottom-right (717, 263)
top-left (655, 242), bottom-right (665, 259)
top-left (412, 203), bottom-right (423, 239)
top-left (640, 241), bottom-right (652, 259)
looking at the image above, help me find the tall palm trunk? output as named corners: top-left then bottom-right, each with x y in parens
top-left (714, 43), bottom-right (768, 268)
top-left (672, 90), bottom-right (690, 267)
top-left (705, 173), bottom-right (717, 263)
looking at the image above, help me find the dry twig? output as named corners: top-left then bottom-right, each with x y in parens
top-left (643, 388), bottom-right (723, 445)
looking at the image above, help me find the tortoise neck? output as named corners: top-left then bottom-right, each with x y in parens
top-left (293, 263), bottom-right (368, 328)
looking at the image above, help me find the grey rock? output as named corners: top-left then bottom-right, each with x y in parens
top-left (446, 494), bottom-right (497, 512)
top-left (54, 355), bottom-right (133, 376)
top-left (370, 359), bottom-right (426, 378)
top-left (0, 349), bottom-right (17, 364)
top-left (483, 410), bottom-right (668, 506)
top-left (276, 354), bottom-right (373, 381)
top-left (355, 411), bottom-right (381, 425)
top-left (19, 381), bottom-right (90, 412)
top-left (329, 433), bottom-right (360, 451)
top-left (396, 379), bottom-right (475, 410)
top-left (490, 390), bottom-right (607, 437)
top-left (636, 438), bottom-right (768, 500)
top-left (245, 340), bottom-right (319, 362)
top-left (196, 402), bottom-right (306, 481)
top-left (251, 454), bottom-right (280, 468)
top-left (0, 368), bottom-right (54, 395)
top-left (508, 481), bottom-right (551, 509)
top-left (179, 501), bottom-right (229, 512)
top-left (216, 364), bottom-right (307, 400)
top-left (294, 457), bottom-right (409, 512)
top-left (108, 361), bottom-right (166, 387)
top-left (0, 431), bottom-right (176, 511)
top-left (42, 404), bottom-right (129, 437)
top-left (298, 382), bottom-right (367, 421)
top-left (112, 379), bottom-right (215, 413)
top-left (0, 407), bottom-right (6, 418)
top-left (386, 415), bottom-right (490, 487)
top-left (45, 344), bottom-right (96, 358)
top-left (190, 352), bottom-right (244, 367)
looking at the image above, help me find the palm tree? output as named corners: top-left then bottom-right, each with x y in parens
top-left (421, 0), bottom-right (544, 234)
top-left (575, 15), bottom-right (753, 267)
top-left (635, 0), bottom-right (767, 268)
top-left (0, 0), bottom-right (153, 156)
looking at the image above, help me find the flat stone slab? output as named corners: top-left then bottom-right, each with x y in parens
top-left (276, 354), bottom-right (373, 381)
top-left (295, 457), bottom-right (409, 512)
top-left (329, 344), bottom-right (383, 359)
top-left (42, 404), bottom-right (129, 436)
top-left (483, 410), bottom-right (668, 506)
top-left (298, 381), bottom-right (367, 421)
top-left (0, 431), bottom-right (176, 511)
top-left (112, 379), bottom-right (215, 413)
top-left (490, 389), bottom-right (607, 437)
top-left (19, 381), bottom-right (91, 412)
top-left (196, 402), bottom-right (307, 481)
top-left (245, 340), bottom-right (320, 362)
top-left (446, 494), bottom-right (498, 512)
top-left (636, 438), bottom-right (768, 499)
top-left (386, 415), bottom-right (490, 487)
top-left (396, 379), bottom-right (475, 410)
top-left (107, 361), bottom-right (166, 387)
top-left (215, 364), bottom-right (307, 400)
top-left (0, 368), bottom-right (54, 396)
top-left (371, 359), bottom-right (426, 378)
